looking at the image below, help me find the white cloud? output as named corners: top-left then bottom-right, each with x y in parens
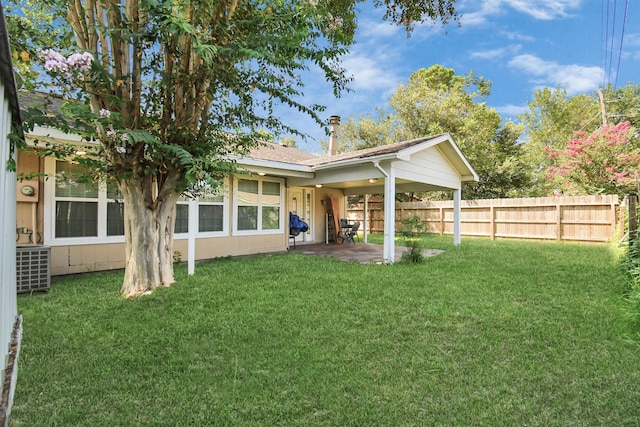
top-left (470, 44), bottom-right (521, 60)
top-left (340, 45), bottom-right (402, 93)
top-left (459, 0), bottom-right (581, 26)
top-left (496, 103), bottom-right (528, 117)
top-left (500, 31), bottom-right (535, 42)
top-left (358, 19), bottom-right (400, 39)
top-left (503, 0), bottom-right (581, 19)
top-left (508, 54), bottom-right (603, 94)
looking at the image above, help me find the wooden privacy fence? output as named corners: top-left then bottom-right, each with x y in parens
top-left (347, 195), bottom-right (621, 243)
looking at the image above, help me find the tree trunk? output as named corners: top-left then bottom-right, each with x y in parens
top-left (120, 178), bottom-right (180, 297)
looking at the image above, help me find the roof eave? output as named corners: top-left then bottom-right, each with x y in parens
top-left (310, 152), bottom-right (399, 171)
top-left (234, 156), bottom-right (315, 178)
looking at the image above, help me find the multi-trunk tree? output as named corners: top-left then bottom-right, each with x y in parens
top-left (8, 0), bottom-right (458, 296)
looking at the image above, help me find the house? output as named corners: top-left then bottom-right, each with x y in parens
top-left (16, 101), bottom-right (478, 277)
top-left (0, 1), bottom-right (23, 425)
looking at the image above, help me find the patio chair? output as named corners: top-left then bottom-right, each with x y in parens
top-left (289, 227), bottom-right (301, 249)
top-left (344, 221), bottom-right (360, 244)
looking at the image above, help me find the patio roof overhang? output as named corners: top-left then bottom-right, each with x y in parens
top-left (286, 134), bottom-right (478, 193)
top-left (237, 157), bottom-right (315, 179)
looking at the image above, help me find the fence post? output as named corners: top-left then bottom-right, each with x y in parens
top-left (490, 205), bottom-right (495, 240)
top-left (556, 202), bottom-right (562, 242)
top-left (628, 194), bottom-right (638, 244)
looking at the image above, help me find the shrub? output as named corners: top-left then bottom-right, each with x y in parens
top-left (619, 233), bottom-right (640, 342)
top-left (399, 214), bottom-right (427, 263)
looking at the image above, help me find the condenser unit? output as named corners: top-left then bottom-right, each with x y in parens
top-left (16, 246), bottom-right (50, 293)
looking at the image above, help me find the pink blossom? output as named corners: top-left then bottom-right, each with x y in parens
top-left (67, 52), bottom-right (93, 71)
top-left (327, 13), bottom-right (343, 30)
top-left (41, 49), bottom-right (68, 73)
top-left (115, 146), bottom-right (126, 154)
top-left (99, 109), bottom-right (111, 118)
top-left (106, 129), bottom-right (116, 139)
top-left (120, 133), bottom-right (129, 143)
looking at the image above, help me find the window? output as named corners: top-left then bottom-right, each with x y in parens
top-left (175, 202), bottom-right (189, 234)
top-left (199, 193), bottom-right (224, 232)
top-left (46, 159), bottom-right (229, 244)
top-left (175, 190), bottom-right (226, 235)
top-left (106, 180), bottom-right (125, 236)
top-left (52, 160), bottom-right (125, 240)
top-left (234, 177), bottom-right (283, 234)
top-left (54, 161), bottom-right (99, 238)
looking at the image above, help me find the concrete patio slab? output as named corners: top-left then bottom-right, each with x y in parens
top-left (290, 242), bottom-right (444, 264)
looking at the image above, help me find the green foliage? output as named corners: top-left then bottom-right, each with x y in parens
top-left (7, 0), bottom-right (460, 192)
top-left (335, 65), bottom-right (531, 199)
top-left (518, 87), bottom-right (600, 196)
top-left (326, 108), bottom-right (410, 153)
top-left (602, 83), bottom-right (640, 128)
top-left (517, 83), bottom-right (640, 197)
top-left (619, 235), bottom-right (640, 342)
top-left (398, 214), bottom-right (427, 262)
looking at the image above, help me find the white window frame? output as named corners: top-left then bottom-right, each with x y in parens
top-left (174, 181), bottom-right (230, 240)
top-left (45, 158), bottom-right (230, 245)
top-left (232, 175), bottom-right (285, 236)
top-left (44, 157), bottom-right (125, 246)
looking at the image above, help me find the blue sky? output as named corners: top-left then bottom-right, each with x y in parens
top-left (284, 0), bottom-right (639, 154)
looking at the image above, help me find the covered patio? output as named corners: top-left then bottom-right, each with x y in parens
top-left (291, 242), bottom-right (444, 264)
top-left (289, 133), bottom-right (478, 262)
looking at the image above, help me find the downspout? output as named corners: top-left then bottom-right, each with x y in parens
top-left (368, 162), bottom-right (389, 243)
top-left (373, 161), bottom-right (388, 178)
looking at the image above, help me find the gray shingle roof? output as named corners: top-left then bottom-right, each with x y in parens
top-left (300, 135), bottom-right (444, 166)
top-left (247, 142), bottom-right (318, 164)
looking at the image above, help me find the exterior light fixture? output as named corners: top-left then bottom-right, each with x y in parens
top-left (257, 172), bottom-right (266, 176)
top-left (75, 149), bottom-right (87, 155)
top-left (368, 178), bottom-right (378, 184)
top-left (315, 184), bottom-right (323, 188)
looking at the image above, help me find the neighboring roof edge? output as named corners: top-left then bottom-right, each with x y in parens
top-left (0, 2), bottom-right (22, 132)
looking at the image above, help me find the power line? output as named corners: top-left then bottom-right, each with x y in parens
top-left (602, 0), bottom-right (610, 87)
top-left (602, 0), bottom-right (630, 89)
top-left (607, 0), bottom-right (617, 87)
top-left (614, 0), bottom-right (629, 89)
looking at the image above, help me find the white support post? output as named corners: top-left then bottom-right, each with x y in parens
top-left (188, 199), bottom-right (197, 275)
top-left (364, 194), bottom-right (369, 243)
top-left (383, 168), bottom-right (396, 263)
top-left (453, 188), bottom-right (461, 246)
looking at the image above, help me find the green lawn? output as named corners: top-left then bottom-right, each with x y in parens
top-left (10, 237), bottom-right (640, 426)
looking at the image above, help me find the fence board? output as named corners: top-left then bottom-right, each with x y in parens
top-left (347, 195), bottom-right (620, 243)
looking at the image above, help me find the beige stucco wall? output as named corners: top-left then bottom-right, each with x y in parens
top-left (310, 187), bottom-right (345, 243)
top-left (16, 151), bottom-right (44, 244)
top-left (16, 149), bottom-right (351, 275)
top-left (50, 233), bottom-right (289, 276)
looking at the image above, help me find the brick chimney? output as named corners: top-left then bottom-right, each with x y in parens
top-left (328, 115), bottom-right (340, 157)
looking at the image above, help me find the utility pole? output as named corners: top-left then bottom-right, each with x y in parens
top-left (598, 89), bottom-right (608, 125)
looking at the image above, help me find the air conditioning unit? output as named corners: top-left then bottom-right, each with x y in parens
top-left (16, 246), bottom-right (50, 293)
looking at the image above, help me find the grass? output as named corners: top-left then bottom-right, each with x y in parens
top-left (10, 236), bottom-right (640, 426)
